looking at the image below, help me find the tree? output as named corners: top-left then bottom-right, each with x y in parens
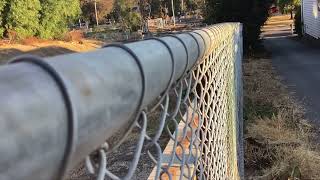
top-left (94, 0), bottom-right (98, 25)
top-left (81, 0), bottom-right (114, 25)
top-left (205, 0), bottom-right (272, 51)
top-left (0, 0), bottom-right (7, 37)
top-left (160, 0), bottom-right (181, 16)
top-left (171, 0), bottom-right (176, 26)
top-left (39, 0), bottom-right (81, 39)
top-left (112, 0), bottom-right (142, 32)
top-left (6, 0), bottom-right (42, 39)
top-left (150, 0), bottom-right (162, 18)
top-left (278, 0), bottom-right (300, 19)
top-left (294, 4), bottom-right (302, 36)
top-left (0, 0), bottom-right (81, 39)
top-left (185, 0), bottom-right (200, 11)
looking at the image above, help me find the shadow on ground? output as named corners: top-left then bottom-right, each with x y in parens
top-left (0, 46), bottom-right (76, 64)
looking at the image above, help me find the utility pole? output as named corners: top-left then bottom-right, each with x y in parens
top-left (94, 0), bottom-right (99, 26)
top-left (171, 0), bottom-right (176, 26)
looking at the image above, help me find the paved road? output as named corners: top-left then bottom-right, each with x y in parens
top-left (264, 37), bottom-right (320, 123)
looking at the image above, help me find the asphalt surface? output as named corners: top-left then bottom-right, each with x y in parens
top-left (264, 37), bottom-right (320, 124)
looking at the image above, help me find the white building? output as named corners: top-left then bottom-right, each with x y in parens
top-left (302, 0), bottom-right (320, 38)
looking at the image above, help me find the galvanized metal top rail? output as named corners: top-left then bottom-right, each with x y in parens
top-left (0, 23), bottom-right (242, 180)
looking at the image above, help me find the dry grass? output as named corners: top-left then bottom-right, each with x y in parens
top-left (244, 57), bottom-right (320, 179)
top-left (63, 30), bottom-right (85, 42)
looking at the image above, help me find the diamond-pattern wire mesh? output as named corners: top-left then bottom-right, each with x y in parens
top-left (83, 24), bottom-right (243, 180)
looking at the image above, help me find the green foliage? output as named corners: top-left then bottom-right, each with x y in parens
top-left (6, 0), bottom-right (41, 39)
top-left (278, 0), bottom-right (300, 12)
top-left (186, 0), bottom-right (201, 11)
top-left (173, 0), bottom-right (182, 14)
top-left (0, 0), bottom-right (80, 39)
top-left (294, 5), bottom-right (303, 37)
top-left (149, 0), bottom-right (189, 18)
top-left (125, 11), bottom-right (142, 32)
top-left (39, 0), bottom-right (81, 39)
top-left (81, 0), bottom-right (114, 25)
top-left (112, 0), bottom-right (142, 32)
top-left (244, 98), bottom-right (277, 122)
top-left (278, 0), bottom-right (300, 19)
top-left (150, 0), bottom-right (162, 18)
top-left (0, 0), bottom-right (7, 37)
top-left (205, 0), bottom-right (272, 51)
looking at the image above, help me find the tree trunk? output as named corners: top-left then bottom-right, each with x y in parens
top-left (171, 0), bottom-right (176, 26)
top-left (94, 0), bottom-right (99, 26)
top-left (181, 0), bottom-right (184, 13)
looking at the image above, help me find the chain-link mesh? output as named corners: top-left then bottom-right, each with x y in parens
top-left (81, 23), bottom-right (243, 180)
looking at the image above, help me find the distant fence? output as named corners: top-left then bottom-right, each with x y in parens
top-left (0, 23), bottom-right (243, 180)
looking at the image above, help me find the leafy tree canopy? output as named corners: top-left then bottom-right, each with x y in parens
top-left (0, 0), bottom-right (7, 37)
top-left (39, 0), bottom-right (81, 39)
top-left (277, 0), bottom-right (300, 18)
top-left (205, 0), bottom-right (272, 51)
top-left (110, 0), bottom-right (142, 31)
top-left (6, 0), bottom-right (42, 39)
top-left (0, 0), bottom-right (80, 39)
top-left (80, 0), bottom-right (114, 25)
top-left (278, 0), bottom-right (300, 11)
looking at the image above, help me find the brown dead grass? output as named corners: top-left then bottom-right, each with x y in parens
top-left (244, 57), bottom-right (320, 179)
top-left (63, 30), bottom-right (85, 42)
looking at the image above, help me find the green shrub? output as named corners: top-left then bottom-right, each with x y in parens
top-left (39, 0), bottom-right (81, 39)
top-left (124, 12), bottom-right (142, 32)
top-left (0, 0), bottom-right (7, 38)
top-left (294, 6), bottom-right (303, 37)
top-left (0, 0), bottom-right (80, 40)
top-left (204, 0), bottom-right (272, 52)
top-left (278, 0), bottom-right (301, 19)
top-left (6, 0), bottom-right (41, 39)
top-left (112, 0), bottom-right (142, 32)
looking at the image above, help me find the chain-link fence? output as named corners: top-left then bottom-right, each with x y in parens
top-left (0, 23), bottom-right (243, 180)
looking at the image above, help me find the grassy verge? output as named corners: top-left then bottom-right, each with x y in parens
top-left (244, 54), bottom-right (320, 179)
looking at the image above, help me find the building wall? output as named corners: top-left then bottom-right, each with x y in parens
top-left (303, 0), bottom-right (320, 38)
